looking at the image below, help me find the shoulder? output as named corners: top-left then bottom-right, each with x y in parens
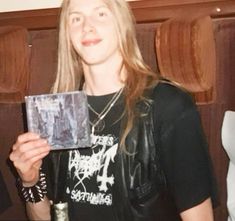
top-left (151, 82), bottom-right (198, 125)
top-left (153, 82), bottom-right (195, 110)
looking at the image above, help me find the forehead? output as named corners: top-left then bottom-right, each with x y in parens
top-left (69, 0), bottom-right (107, 11)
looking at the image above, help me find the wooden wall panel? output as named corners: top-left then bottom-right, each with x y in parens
top-left (187, 19), bottom-right (235, 220)
top-left (0, 29), bottom-right (58, 221)
top-left (136, 23), bottom-right (159, 72)
top-left (28, 29), bottom-right (58, 95)
top-left (209, 20), bottom-right (235, 219)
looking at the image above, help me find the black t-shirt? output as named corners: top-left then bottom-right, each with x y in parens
top-left (42, 82), bottom-right (217, 221)
top-left (65, 92), bottom-right (123, 221)
top-left (152, 83), bottom-right (217, 213)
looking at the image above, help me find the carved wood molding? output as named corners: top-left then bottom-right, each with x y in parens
top-left (0, 0), bottom-right (234, 29)
top-left (132, 0), bottom-right (235, 22)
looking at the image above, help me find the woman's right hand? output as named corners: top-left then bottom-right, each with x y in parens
top-left (9, 132), bottom-right (51, 187)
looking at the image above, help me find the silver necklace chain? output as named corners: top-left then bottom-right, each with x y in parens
top-left (88, 87), bottom-right (124, 135)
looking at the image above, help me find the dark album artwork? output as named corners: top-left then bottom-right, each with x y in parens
top-left (25, 91), bottom-right (91, 150)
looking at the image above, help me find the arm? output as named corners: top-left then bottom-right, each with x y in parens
top-left (26, 197), bottom-right (51, 221)
top-left (180, 198), bottom-right (214, 221)
top-left (9, 132), bottom-right (51, 220)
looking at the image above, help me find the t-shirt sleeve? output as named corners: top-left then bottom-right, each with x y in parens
top-left (153, 83), bottom-right (217, 213)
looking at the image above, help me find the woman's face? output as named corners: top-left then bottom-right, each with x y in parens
top-left (68, 0), bottom-right (120, 66)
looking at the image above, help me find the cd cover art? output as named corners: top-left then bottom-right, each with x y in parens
top-left (25, 91), bottom-right (91, 150)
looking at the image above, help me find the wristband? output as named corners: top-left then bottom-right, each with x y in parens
top-left (18, 169), bottom-right (47, 203)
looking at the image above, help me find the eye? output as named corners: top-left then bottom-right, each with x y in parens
top-left (95, 8), bottom-right (110, 20)
top-left (98, 11), bottom-right (107, 17)
top-left (70, 14), bottom-right (83, 25)
top-left (72, 17), bottom-right (80, 23)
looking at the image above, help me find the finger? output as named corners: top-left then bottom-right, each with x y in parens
top-left (10, 139), bottom-right (48, 161)
top-left (16, 132), bottom-right (40, 146)
top-left (20, 151), bottom-right (49, 174)
top-left (18, 144), bottom-right (50, 162)
top-left (19, 139), bottom-right (48, 153)
top-left (13, 150), bottom-right (49, 174)
top-left (12, 132), bottom-right (41, 151)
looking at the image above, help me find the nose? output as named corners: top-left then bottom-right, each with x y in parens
top-left (82, 16), bottom-right (95, 33)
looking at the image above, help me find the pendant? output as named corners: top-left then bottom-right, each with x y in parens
top-left (54, 202), bottom-right (69, 221)
top-left (92, 118), bottom-right (105, 133)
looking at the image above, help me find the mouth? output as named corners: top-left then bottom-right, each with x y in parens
top-left (81, 39), bottom-right (102, 47)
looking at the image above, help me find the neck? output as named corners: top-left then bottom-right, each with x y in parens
top-left (82, 54), bottom-right (126, 95)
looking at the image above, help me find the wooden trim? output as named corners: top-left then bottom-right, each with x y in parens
top-left (0, 0), bottom-right (234, 29)
top-left (130, 0), bottom-right (229, 8)
top-left (0, 9), bottom-right (60, 30)
top-left (132, 0), bottom-right (235, 23)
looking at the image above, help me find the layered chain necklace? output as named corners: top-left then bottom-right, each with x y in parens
top-left (88, 87), bottom-right (124, 135)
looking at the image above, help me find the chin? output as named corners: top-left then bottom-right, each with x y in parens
top-left (83, 59), bottom-right (103, 66)
top-left (83, 56), bottom-right (110, 66)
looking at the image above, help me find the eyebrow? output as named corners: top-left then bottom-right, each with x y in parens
top-left (69, 5), bottom-right (108, 15)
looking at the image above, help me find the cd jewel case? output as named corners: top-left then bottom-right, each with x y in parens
top-left (25, 91), bottom-right (91, 150)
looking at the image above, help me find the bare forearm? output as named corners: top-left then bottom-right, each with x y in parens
top-left (26, 196), bottom-right (51, 221)
top-left (180, 198), bottom-right (214, 221)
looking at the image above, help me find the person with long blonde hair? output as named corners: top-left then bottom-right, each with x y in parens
top-left (10, 0), bottom-right (217, 220)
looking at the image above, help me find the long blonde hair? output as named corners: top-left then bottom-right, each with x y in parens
top-left (52, 0), bottom-right (159, 148)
